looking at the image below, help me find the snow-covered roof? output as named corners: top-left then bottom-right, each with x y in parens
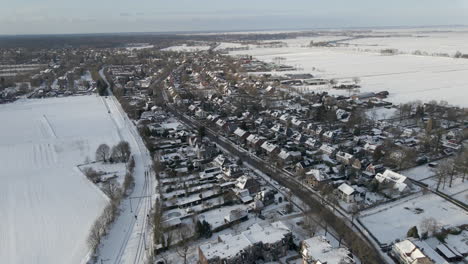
top-left (319, 144), bottom-right (336, 154)
top-left (225, 208), bottom-right (248, 222)
top-left (199, 221), bottom-right (290, 261)
top-left (336, 151), bottom-right (353, 161)
top-left (375, 170), bottom-right (410, 192)
top-left (278, 149), bottom-right (291, 160)
top-left (302, 236), bottom-right (354, 264)
top-left (306, 169), bottom-right (328, 182)
top-left (246, 134), bottom-right (265, 144)
top-left (236, 175), bottom-right (252, 190)
top-left (393, 240), bottom-right (433, 264)
top-left (338, 183), bottom-right (355, 196)
top-left (233, 127), bottom-right (248, 137)
top-left (261, 141), bottom-right (278, 153)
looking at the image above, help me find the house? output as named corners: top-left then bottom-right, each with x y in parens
top-left (198, 222), bottom-right (292, 264)
top-left (296, 160), bottom-right (314, 171)
top-left (223, 164), bottom-right (243, 178)
top-left (224, 208), bottom-right (248, 224)
top-left (278, 149), bottom-right (293, 163)
top-left (236, 175), bottom-right (261, 194)
top-left (233, 127), bottom-right (249, 141)
top-left (336, 151), bottom-right (354, 165)
top-left (337, 183), bottom-right (356, 203)
top-left (214, 154), bottom-right (228, 167)
top-left (364, 143), bottom-right (378, 153)
top-left (195, 108), bottom-right (208, 119)
top-left (365, 163), bottom-right (385, 176)
top-left (392, 239), bottom-right (435, 264)
top-left (305, 169), bottom-right (330, 188)
top-left (246, 134), bottom-right (266, 151)
top-left (261, 141), bottom-right (280, 156)
top-left (301, 236), bottom-right (354, 264)
top-left (322, 131), bottom-right (336, 143)
top-left (351, 159), bottom-right (362, 170)
top-left (255, 189), bottom-right (277, 206)
top-left (375, 170), bottom-right (412, 193)
top-left (319, 144), bottom-right (337, 156)
top-left (305, 138), bottom-right (319, 149)
top-left (216, 119), bottom-right (227, 129)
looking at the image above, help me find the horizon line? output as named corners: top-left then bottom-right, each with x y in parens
top-left (1, 24), bottom-right (467, 38)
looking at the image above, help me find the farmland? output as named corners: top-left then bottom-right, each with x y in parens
top-left (0, 95), bottom-right (129, 264)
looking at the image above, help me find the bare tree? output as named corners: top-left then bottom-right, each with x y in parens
top-left (420, 217), bottom-right (440, 236)
top-left (111, 141), bottom-right (131, 162)
top-left (83, 167), bottom-right (100, 182)
top-left (96, 143), bottom-right (110, 162)
top-left (454, 148), bottom-right (468, 182)
top-left (102, 181), bottom-right (122, 201)
top-left (152, 198), bottom-right (164, 248)
top-left (349, 204), bottom-right (361, 223)
top-left (87, 219), bottom-right (103, 252)
top-left (436, 159), bottom-right (457, 190)
top-left (303, 211), bottom-right (318, 237)
top-left (175, 224), bottom-right (193, 264)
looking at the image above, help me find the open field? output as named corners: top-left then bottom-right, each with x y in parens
top-left (226, 29), bottom-right (468, 107)
top-left (0, 96), bottom-right (129, 264)
top-left (360, 193), bottom-right (468, 245)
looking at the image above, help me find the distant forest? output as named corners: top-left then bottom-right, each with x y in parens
top-left (0, 31), bottom-right (316, 49)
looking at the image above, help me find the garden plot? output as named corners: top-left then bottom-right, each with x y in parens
top-left (360, 193), bottom-right (468, 245)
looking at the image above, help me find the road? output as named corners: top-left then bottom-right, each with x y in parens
top-left (97, 68), bottom-right (158, 264)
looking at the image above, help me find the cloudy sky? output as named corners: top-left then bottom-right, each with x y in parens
top-left (2, 0), bottom-right (468, 35)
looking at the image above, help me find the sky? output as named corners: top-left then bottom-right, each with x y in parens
top-left (2, 0), bottom-right (468, 35)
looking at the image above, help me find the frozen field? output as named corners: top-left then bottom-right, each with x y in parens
top-left (360, 193), bottom-right (468, 245)
top-left (226, 29), bottom-right (468, 107)
top-left (0, 96), bottom-right (128, 264)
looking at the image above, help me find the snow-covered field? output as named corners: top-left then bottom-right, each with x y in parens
top-left (360, 193), bottom-right (468, 245)
top-left (402, 164), bottom-right (468, 203)
top-left (225, 28), bottom-right (468, 107)
top-left (0, 96), bottom-right (129, 264)
top-left (343, 30), bottom-right (468, 55)
top-left (162, 44), bottom-right (210, 52)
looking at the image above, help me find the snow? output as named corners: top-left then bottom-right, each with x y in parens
top-left (226, 29), bottom-right (468, 107)
top-left (360, 193), bottom-right (468, 244)
top-left (95, 92), bottom-right (156, 264)
top-left (366, 107), bottom-right (397, 121)
top-left (213, 42), bottom-right (247, 51)
top-left (79, 162), bottom-right (127, 185)
top-left (446, 230), bottom-right (468, 255)
top-left (402, 164), bottom-right (468, 203)
top-left (0, 96), bottom-right (127, 264)
top-left (302, 236), bottom-right (353, 264)
top-left (343, 31), bottom-right (468, 55)
top-left (162, 44), bottom-right (210, 52)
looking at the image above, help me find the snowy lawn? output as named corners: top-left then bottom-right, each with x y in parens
top-left (360, 193), bottom-right (468, 245)
top-left (0, 96), bottom-right (127, 264)
top-left (402, 164), bottom-right (468, 203)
